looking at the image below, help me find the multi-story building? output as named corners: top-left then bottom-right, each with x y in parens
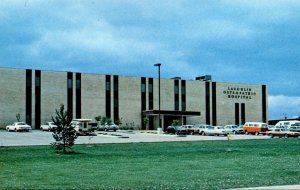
top-left (0, 67), bottom-right (268, 130)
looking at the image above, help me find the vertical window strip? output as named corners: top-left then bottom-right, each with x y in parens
top-left (113, 75), bottom-right (119, 123)
top-left (141, 77), bottom-right (146, 129)
top-left (241, 103), bottom-right (246, 124)
top-left (181, 80), bottom-right (186, 111)
top-left (35, 70), bottom-right (41, 129)
top-left (76, 73), bottom-right (81, 119)
top-left (67, 72), bottom-right (73, 119)
top-left (262, 85), bottom-right (267, 123)
top-left (105, 75), bottom-right (111, 118)
top-left (174, 80), bottom-right (179, 110)
top-left (205, 82), bottom-right (210, 125)
top-left (148, 78), bottom-right (153, 110)
top-left (26, 69), bottom-right (32, 125)
top-left (212, 82), bottom-right (217, 126)
top-left (235, 103), bottom-right (239, 125)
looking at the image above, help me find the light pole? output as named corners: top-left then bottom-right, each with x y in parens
top-left (154, 63), bottom-right (161, 130)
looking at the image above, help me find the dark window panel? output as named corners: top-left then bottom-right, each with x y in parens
top-left (235, 103), bottom-right (239, 125)
top-left (67, 72), bottom-right (73, 119)
top-left (76, 73), bottom-right (81, 119)
top-left (212, 82), bottom-right (217, 126)
top-left (205, 82), bottom-right (210, 125)
top-left (35, 70), bottom-right (41, 128)
top-left (26, 69), bottom-right (32, 125)
top-left (105, 75), bottom-right (111, 118)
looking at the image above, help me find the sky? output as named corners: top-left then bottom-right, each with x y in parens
top-left (1, 0), bottom-right (300, 120)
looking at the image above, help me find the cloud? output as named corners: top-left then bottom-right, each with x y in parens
top-left (269, 95), bottom-right (300, 119)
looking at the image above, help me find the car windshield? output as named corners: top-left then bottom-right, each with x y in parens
top-left (17, 122), bottom-right (26, 125)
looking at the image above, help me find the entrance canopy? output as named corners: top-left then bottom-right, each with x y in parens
top-left (143, 110), bottom-right (201, 116)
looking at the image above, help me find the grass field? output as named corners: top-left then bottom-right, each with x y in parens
top-left (1, 139), bottom-right (300, 189)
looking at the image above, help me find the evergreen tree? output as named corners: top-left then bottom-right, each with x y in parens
top-left (51, 104), bottom-right (77, 153)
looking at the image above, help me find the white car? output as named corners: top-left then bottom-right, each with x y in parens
top-left (202, 126), bottom-right (228, 136)
top-left (224, 125), bottom-right (243, 134)
top-left (196, 124), bottom-right (213, 135)
top-left (98, 122), bottom-right (119, 132)
top-left (6, 122), bottom-right (32, 132)
top-left (40, 122), bottom-right (57, 131)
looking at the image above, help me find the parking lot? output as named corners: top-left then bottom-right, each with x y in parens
top-left (0, 130), bottom-right (271, 146)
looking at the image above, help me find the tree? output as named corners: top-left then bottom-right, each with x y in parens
top-left (171, 120), bottom-right (180, 126)
top-left (143, 117), bottom-right (149, 129)
top-left (95, 116), bottom-right (102, 124)
top-left (100, 116), bottom-right (112, 125)
top-left (16, 113), bottom-right (20, 122)
top-left (51, 104), bottom-right (77, 153)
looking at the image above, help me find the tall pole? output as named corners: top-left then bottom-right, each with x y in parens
top-left (154, 63), bottom-right (161, 130)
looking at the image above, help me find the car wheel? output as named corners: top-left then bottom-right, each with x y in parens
top-left (233, 131), bottom-right (236, 134)
top-left (203, 132), bottom-right (206, 136)
top-left (284, 134), bottom-right (288, 138)
top-left (15, 128), bottom-right (17, 132)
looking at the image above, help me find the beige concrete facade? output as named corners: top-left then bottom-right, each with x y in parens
top-left (0, 68), bottom-right (26, 127)
top-left (41, 71), bottom-right (67, 125)
top-left (81, 74), bottom-right (106, 119)
top-left (0, 68), bottom-right (268, 129)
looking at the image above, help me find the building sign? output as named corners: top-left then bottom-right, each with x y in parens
top-left (223, 86), bottom-right (256, 99)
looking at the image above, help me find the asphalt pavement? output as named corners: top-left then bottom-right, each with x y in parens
top-left (0, 129), bottom-right (271, 146)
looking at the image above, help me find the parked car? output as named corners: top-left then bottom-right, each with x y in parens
top-left (243, 122), bottom-right (268, 135)
top-left (289, 126), bottom-right (300, 133)
top-left (71, 119), bottom-right (93, 135)
top-left (181, 125), bottom-right (196, 135)
top-left (88, 122), bottom-right (98, 131)
top-left (274, 120), bottom-right (300, 129)
top-left (6, 122), bottom-right (31, 132)
top-left (266, 128), bottom-right (300, 138)
top-left (202, 126), bottom-right (228, 136)
top-left (268, 125), bottom-right (288, 131)
top-left (166, 126), bottom-right (187, 135)
top-left (224, 125), bottom-right (243, 134)
top-left (98, 122), bottom-right (119, 132)
top-left (196, 124), bottom-right (213, 135)
top-left (40, 122), bottom-right (57, 131)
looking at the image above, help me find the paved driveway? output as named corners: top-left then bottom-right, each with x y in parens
top-left (0, 130), bottom-right (270, 146)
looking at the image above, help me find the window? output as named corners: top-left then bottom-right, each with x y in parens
top-left (181, 86), bottom-right (185, 95)
top-left (106, 81), bottom-right (111, 91)
top-left (148, 83), bottom-right (153, 93)
top-left (68, 79), bottom-right (72, 89)
top-left (141, 84), bottom-right (146, 93)
top-left (174, 86), bottom-right (179, 94)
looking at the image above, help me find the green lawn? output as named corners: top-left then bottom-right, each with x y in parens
top-left (1, 139), bottom-right (300, 190)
